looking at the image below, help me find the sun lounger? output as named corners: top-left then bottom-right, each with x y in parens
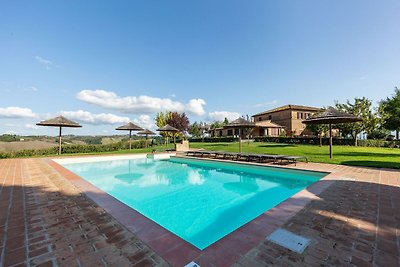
top-left (185, 150), bottom-right (197, 157)
top-left (281, 156), bottom-right (308, 166)
top-left (222, 152), bottom-right (239, 160)
top-left (185, 151), bottom-right (304, 165)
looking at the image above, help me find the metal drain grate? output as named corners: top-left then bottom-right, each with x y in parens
top-left (184, 261), bottom-right (200, 267)
top-left (267, 228), bottom-right (311, 254)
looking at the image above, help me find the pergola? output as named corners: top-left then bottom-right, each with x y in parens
top-left (115, 122), bottom-right (144, 150)
top-left (36, 115), bottom-right (82, 155)
top-left (303, 107), bottom-right (362, 158)
top-left (137, 129), bottom-right (156, 147)
top-left (157, 124), bottom-right (179, 144)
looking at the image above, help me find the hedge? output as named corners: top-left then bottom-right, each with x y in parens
top-left (0, 140), bottom-right (152, 159)
top-left (253, 136), bottom-right (357, 146)
top-left (189, 136), bottom-right (400, 148)
top-left (189, 137), bottom-right (239, 143)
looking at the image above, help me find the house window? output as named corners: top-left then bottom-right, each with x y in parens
top-left (227, 129), bottom-right (233, 136)
top-left (268, 115), bottom-right (272, 120)
top-left (297, 112), bottom-right (301, 119)
top-left (258, 117), bottom-right (262, 121)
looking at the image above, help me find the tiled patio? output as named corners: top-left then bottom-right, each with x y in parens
top-left (0, 157), bottom-right (399, 266)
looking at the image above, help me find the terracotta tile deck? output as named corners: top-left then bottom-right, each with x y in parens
top-left (0, 156), bottom-right (399, 266)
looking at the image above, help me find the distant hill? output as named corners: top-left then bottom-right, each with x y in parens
top-left (0, 134), bottom-right (148, 152)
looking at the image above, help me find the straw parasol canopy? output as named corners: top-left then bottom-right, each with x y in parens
top-left (137, 129), bottom-right (156, 136)
top-left (36, 115), bottom-right (82, 155)
top-left (137, 129), bottom-right (156, 147)
top-left (303, 107), bottom-right (362, 158)
top-left (116, 122), bottom-right (144, 150)
top-left (224, 117), bottom-right (255, 152)
top-left (157, 124), bottom-right (179, 144)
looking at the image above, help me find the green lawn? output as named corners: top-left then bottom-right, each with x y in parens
top-left (189, 142), bottom-right (400, 169)
top-left (40, 141), bottom-right (400, 169)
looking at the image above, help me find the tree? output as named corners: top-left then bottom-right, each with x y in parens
top-left (335, 97), bottom-right (375, 146)
top-left (155, 111), bottom-right (190, 140)
top-left (223, 117), bottom-right (229, 125)
top-left (381, 87), bottom-right (400, 139)
top-left (167, 112), bottom-right (190, 133)
top-left (306, 123), bottom-right (329, 146)
top-left (155, 111), bottom-right (171, 128)
top-left (189, 122), bottom-right (202, 138)
top-left (210, 121), bottom-right (224, 129)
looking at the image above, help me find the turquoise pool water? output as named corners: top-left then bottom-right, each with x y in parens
top-left (61, 157), bottom-right (326, 249)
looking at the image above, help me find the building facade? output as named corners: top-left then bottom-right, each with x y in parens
top-left (252, 105), bottom-right (321, 136)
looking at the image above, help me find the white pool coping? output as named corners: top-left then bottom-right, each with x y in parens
top-left (52, 153), bottom-right (176, 164)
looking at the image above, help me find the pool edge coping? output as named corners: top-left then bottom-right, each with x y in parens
top-left (45, 154), bottom-right (337, 267)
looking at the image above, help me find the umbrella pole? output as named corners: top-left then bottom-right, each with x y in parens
top-left (58, 127), bottom-right (62, 155)
top-left (239, 128), bottom-right (242, 153)
top-left (329, 123), bottom-right (332, 159)
top-left (129, 130), bottom-right (132, 150)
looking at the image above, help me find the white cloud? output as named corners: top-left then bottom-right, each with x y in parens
top-left (76, 89), bottom-right (206, 116)
top-left (133, 114), bottom-right (155, 130)
top-left (254, 100), bottom-right (278, 108)
top-left (0, 107), bottom-right (37, 118)
top-left (31, 86), bottom-right (38, 92)
top-left (60, 110), bottom-right (130, 125)
top-left (3, 130), bottom-right (16, 135)
top-left (208, 111), bottom-right (240, 122)
top-left (185, 99), bottom-right (206, 116)
top-left (25, 123), bottom-right (39, 130)
top-left (35, 56), bottom-right (53, 70)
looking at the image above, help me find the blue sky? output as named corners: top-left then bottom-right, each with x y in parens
top-left (1, 1), bottom-right (399, 135)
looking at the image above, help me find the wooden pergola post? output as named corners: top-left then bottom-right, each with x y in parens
top-left (58, 127), bottom-right (62, 155)
top-left (329, 123), bottom-right (332, 159)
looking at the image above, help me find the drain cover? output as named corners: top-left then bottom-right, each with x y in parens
top-left (267, 228), bottom-right (311, 254)
top-left (184, 261), bottom-right (200, 267)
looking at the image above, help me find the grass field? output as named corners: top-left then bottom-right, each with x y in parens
top-left (0, 140), bottom-right (57, 152)
top-left (24, 141), bottom-right (400, 169)
top-left (189, 142), bottom-right (400, 169)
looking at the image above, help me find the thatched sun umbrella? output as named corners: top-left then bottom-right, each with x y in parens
top-left (303, 107), bottom-right (362, 158)
top-left (224, 117), bottom-right (255, 153)
top-left (137, 129), bottom-right (156, 147)
top-left (116, 122), bottom-right (144, 150)
top-left (157, 124), bottom-right (179, 144)
top-left (36, 115), bottom-right (82, 155)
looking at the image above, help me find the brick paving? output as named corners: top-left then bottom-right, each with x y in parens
top-left (236, 164), bottom-right (400, 267)
top-left (0, 157), bottom-right (399, 267)
top-left (0, 159), bottom-right (168, 267)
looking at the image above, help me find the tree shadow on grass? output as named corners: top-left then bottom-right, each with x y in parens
top-left (257, 144), bottom-right (297, 148)
top-left (335, 151), bottom-right (400, 158)
top-left (202, 143), bottom-right (231, 147)
top-left (340, 160), bottom-right (400, 169)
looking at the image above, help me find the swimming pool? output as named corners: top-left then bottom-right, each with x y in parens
top-left (60, 156), bottom-right (326, 250)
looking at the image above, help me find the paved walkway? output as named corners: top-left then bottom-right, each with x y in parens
top-left (0, 157), bottom-right (399, 266)
top-left (236, 164), bottom-right (400, 266)
top-left (0, 158), bottom-right (168, 267)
